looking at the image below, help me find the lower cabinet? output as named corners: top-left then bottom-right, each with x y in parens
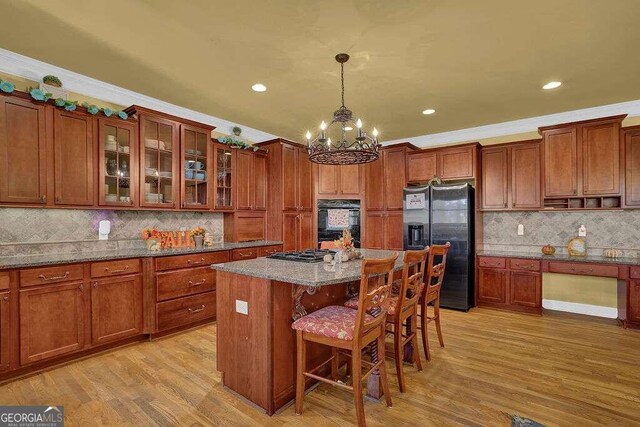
top-left (156, 291), bottom-right (216, 332)
top-left (629, 280), bottom-right (640, 325)
top-left (509, 271), bottom-right (541, 309)
top-left (0, 292), bottom-right (10, 371)
top-left (282, 211), bottom-right (313, 251)
top-left (91, 275), bottom-right (143, 345)
top-left (477, 257), bottom-right (542, 314)
top-left (19, 281), bottom-right (86, 365)
top-left (478, 268), bottom-right (507, 304)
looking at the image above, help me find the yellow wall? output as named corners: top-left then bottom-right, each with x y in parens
top-left (543, 273), bottom-right (617, 308)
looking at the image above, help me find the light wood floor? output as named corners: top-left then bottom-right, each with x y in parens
top-left (1, 308), bottom-right (639, 426)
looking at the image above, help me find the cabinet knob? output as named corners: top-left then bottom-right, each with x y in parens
top-left (2, 296), bottom-right (7, 301)
top-left (40, 195), bottom-right (47, 202)
top-left (55, 196), bottom-right (62, 203)
top-left (92, 282), bottom-right (98, 289)
top-left (79, 284), bottom-right (84, 291)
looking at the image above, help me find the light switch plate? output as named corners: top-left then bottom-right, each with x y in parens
top-left (235, 300), bottom-right (248, 315)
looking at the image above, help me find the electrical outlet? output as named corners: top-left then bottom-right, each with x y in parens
top-left (517, 224), bottom-right (524, 236)
top-left (235, 300), bottom-right (248, 315)
top-left (578, 225), bottom-right (586, 237)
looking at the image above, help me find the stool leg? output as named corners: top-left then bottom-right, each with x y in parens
top-left (393, 319), bottom-right (406, 393)
top-left (421, 303), bottom-right (431, 361)
top-left (379, 325), bottom-right (393, 408)
top-left (412, 313), bottom-right (423, 371)
top-left (352, 347), bottom-right (366, 427)
top-left (331, 347), bottom-right (339, 381)
top-left (434, 296), bottom-right (445, 348)
top-left (295, 330), bottom-right (306, 415)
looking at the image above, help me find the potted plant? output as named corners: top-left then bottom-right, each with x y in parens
top-left (191, 227), bottom-right (206, 249)
top-left (141, 228), bottom-right (161, 251)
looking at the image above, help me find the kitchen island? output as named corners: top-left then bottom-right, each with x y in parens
top-left (212, 249), bottom-right (403, 415)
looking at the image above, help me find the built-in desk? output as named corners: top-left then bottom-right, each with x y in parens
top-left (476, 251), bottom-right (640, 330)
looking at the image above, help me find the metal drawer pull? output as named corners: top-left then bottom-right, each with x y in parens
top-left (238, 252), bottom-right (253, 257)
top-left (39, 271), bottom-right (70, 281)
top-left (105, 265), bottom-right (129, 274)
top-left (188, 305), bottom-right (205, 313)
top-left (188, 279), bottom-right (206, 286)
top-left (187, 258), bottom-right (206, 265)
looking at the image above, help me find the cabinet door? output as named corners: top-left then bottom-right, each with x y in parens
top-left (0, 97), bottom-right (47, 204)
top-left (384, 147), bottom-right (406, 210)
top-left (282, 212), bottom-right (299, 251)
top-left (384, 212), bottom-right (404, 250)
top-left (91, 275), bottom-right (142, 345)
top-left (282, 145), bottom-right (298, 211)
top-left (438, 146), bottom-right (475, 180)
top-left (628, 280), bottom-right (640, 324)
top-left (140, 115), bottom-right (179, 208)
top-left (0, 292), bottom-right (9, 371)
top-left (364, 213), bottom-right (385, 249)
top-left (625, 129), bottom-right (640, 207)
top-left (477, 269), bottom-right (507, 304)
top-left (181, 125), bottom-right (212, 209)
top-left (20, 281), bottom-right (86, 365)
top-left (214, 144), bottom-right (234, 210)
top-left (365, 157), bottom-right (385, 210)
top-left (53, 110), bottom-right (94, 205)
top-left (582, 122), bottom-right (620, 195)
top-left (98, 118), bottom-right (137, 207)
top-left (339, 164), bottom-right (361, 196)
top-left (235, 150), bottom-right (252, 210)
top-left (298, 212), bottom-right (314, 251)
top-left (317, 164), bottom-right (339, 196)
top-left (407, 152), bottom-right (437, 183)
top-left (297, 148), bottom-right (313, 211)
top-left (481, 147), bottom-right (508, 210)
top-left (543, 128), bottom-right (577, 197)
top-left (509, 272), bottom-right (541, 308)
top-left (511, 143), bottom-right (541, 209)
top-left (253, 152), bottom-right (267, 210)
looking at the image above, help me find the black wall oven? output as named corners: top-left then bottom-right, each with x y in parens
top-left (317, 199), bottom-right (361, 248)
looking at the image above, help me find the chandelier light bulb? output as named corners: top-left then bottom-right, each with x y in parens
top-left (356, 119), bottom-right (362, 128)
top-left (372, 128), bottom-right (379, 137)
top-left (305, 131), bottom-right (311, 140)
top-left (327, 137), bottom-right (331, 147)
top-left (320, 121), bottom-right (327, 130)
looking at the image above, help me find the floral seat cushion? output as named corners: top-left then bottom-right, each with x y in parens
top-left (291, 305), bottom-right (373, 341)
top-left (344, 295), bottom-right (400, 316)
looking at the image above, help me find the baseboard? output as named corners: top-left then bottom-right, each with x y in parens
top-left (542, 299), bottom-right (618, 319)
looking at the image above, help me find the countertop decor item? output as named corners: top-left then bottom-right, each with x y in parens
top-left (0, 79), bottom-right (15, 93)
top-left (542, 244), bottom-right (556, 255)
top-left (190, 227), bottom-right (206, 249)
top-left (603, 248), bottom-right (621, 259)
top-left (42, 75), bottom-right (63, 87)
top-left (304, 53), bottom-right (380, 165)
top-left (567, 237), bottom-right (587, 257)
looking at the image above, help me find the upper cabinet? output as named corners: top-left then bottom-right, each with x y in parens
top-left (480, 142), bottom-right (541, 211)
top-left (407, 143), bottom-right (478, 183)
top-left (315, 164), bottom-right (363, 199)
top-left (624, 126), bottom-right (640, 207)
top-left (279, 143), bottom-right (312, 211)
top-left (540, 115), bottom-right (624, 209)
top-left (0, 97), bottom-right (47, 205)
top-left (180, 124), bottom-right (212, 209)
top-left (98, 118), bottom-right (137, 207)
top-left (235, 149), bottom-right (267, 211)
top-left (213, 142), bottom-right (234, 210)
top-left (365, 145), bottom-right (409, 211)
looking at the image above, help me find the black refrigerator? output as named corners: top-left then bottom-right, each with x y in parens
top-left (403, 183), bottom-right (474, 311)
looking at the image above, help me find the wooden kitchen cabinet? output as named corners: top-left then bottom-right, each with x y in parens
top-left (365, 154), bottom-right (385, 210)
top-left (315, 164), bottom-right (362, 198)
top-left (629, 280), bottom-right (640, 325)
top-left (53, 109), bottom-right (94, 206)
top-left (438, 145), bottom-right (476, 180)
top-left (0, 96), bottom-right (47, 205)
top-left (509, 271), bottom-right (541, 309)
top-left (180, 124), bottom-right (212, 209)
top-left (481, 146), bottom-right (508, 210)
top-left (624, 126), bottom-right (640, 207)
top-left (477, 256), bottom-right (541, 314)
top-left (281, 211), bottom-right (313, 251)
top-left (384, 147), bottom-right (407, 210)
top-left (363, 211), bottom-right (403, 250)
top-left (91, 275), bottom-right (142, 345)
top-left (0, 292), bottom-right (10, 371)
top-left (253, 152), bottom-right (268, 210)
top-left (281, 143), bottom-right (312, 211)
top-left (213, 142), bottom-right (234, 210)
top-left (477, 268), bottom-right (507, 305)
top-left (542, 127), bottom-right (577, 198)
top-left (19, 281), bottom-right (86, 365)
top-left (385, 211), bottom-right (404, 250)
top-left (407, 151), bottom-right (437, 183)
top-left (316, 164), bottom-right (339, 196)
top-left (223, 211), bottom-right (266, 242)
top-left (98, 117), bottom-right (137, 207)
top-left (236, 150), bottom-right (267, 210)
top-left (582, 121), bottom-right (620, 196)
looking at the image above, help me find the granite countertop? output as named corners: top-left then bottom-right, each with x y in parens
top-left (211, 249), bottom-right (405, 287)
top-left (477, 250), bottom-right (640, 266)
top-left (0, 241), bottom-right (283, 270)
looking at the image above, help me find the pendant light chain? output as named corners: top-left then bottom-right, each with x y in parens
top-left (341, 62), bottom-right (345, 108)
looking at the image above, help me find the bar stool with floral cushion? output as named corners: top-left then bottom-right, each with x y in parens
top-left (291, 253), bottom-right (398, 427)
top-left (344, 248), bottom-right (429, 392)
top-left (420, 242), bottom-right (450, 361)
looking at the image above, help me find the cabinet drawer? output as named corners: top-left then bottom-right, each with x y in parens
top-left (630, 267), bottom-right (640, 279)
top-left (0, 272), bottom-right (9, 290)
top-left (156, 291), bottom-right (216, 332)
top-left (548, 262), bottom-right (619, 278)
top-left (155, 251), bottom-right (230, 272)
top-left (232, 247), bottom-right (258, 261)
top-left (91, 258), bottom-right (140, 278)
top-left (157, 267), bottom-right (215, 302)
top-left (20, 264), bottom-right (84, 287)
top-left (478, 257), bottom-right (506, 269)
top-left (258, 245), bottom-right (283, 257)
top-left (509, 258), bottom-right (541, 272)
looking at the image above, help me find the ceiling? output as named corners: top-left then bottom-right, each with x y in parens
top-left (2, 0), bottom-right (640, 142)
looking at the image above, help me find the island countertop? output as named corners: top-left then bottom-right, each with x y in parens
top-left (211, 248), bottom-right (404, 287)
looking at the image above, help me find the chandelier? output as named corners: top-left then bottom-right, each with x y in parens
top-left (305, 53), bottom-right (380, 165)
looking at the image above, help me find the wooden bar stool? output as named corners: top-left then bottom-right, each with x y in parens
top-left (420, 242), bottom-right (450, 361)
top-left (292, 253), bottom-right (398, 427)
top-left (345, 248), bottom-right (429, 392)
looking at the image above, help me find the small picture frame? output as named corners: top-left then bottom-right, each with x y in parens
top-left (567, 237), bottom-right (587, 257)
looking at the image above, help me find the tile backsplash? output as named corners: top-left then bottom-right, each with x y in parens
top-left (482, 210), bottom-right (640, 257)
top-left (0, 208), bottom-right (223, 256)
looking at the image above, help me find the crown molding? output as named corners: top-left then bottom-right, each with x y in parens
top-left (383, 99), bottom-right (640, 148)
top-left (0, 48), bottom-right (278, 142)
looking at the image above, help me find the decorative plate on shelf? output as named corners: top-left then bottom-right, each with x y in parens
top-left (567, 237), bottom-right (586, 257)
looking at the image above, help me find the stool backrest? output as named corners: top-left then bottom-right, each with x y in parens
top-left (354, 253), bottom-right (398, 337)
top-left (425, 242), bottom-right (451, 293)
top-left (397, 248), bottom-right (430, 312)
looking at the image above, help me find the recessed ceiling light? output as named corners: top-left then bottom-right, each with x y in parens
top-left (542, 81), bottom-right (562, 90)
top-left (252, 83), bottom-right (267, 92)
top-left (422, 109), bottom-right (436, 115)
top-left (344, 126), bottom-right (353, 131)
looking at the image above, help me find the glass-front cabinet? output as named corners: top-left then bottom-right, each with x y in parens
top-left (98, 118), bottom-right (137, 207)
top-left (214, 143), bottom-right (235, 210)
top-left (139, 115), bottom-right (179, 208)
top-left (181, 125), bottom-right (211, 209)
